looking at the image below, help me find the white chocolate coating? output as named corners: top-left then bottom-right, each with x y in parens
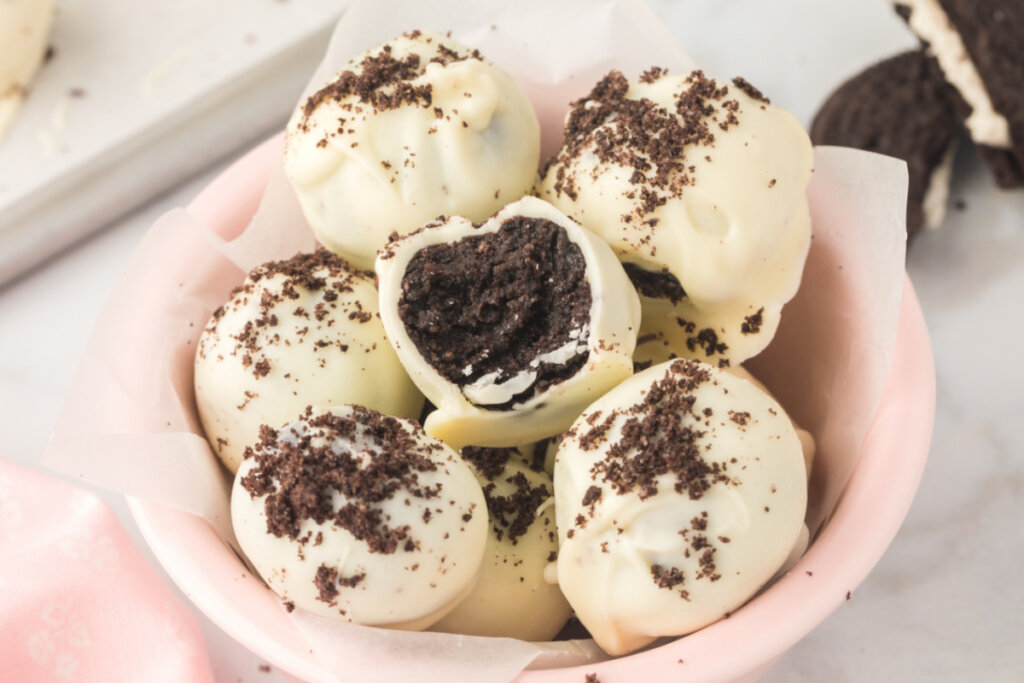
top-left (232, 405), bottom-right (487, 629)
top-left (375, 196), bottom-right (641, 449)
top-left (539, 71), bottom-right (813, 366)
top-left (553, 359), bottom-right (807, 655)
top-left (633, 293), bottom-right (780, 372)
top-left (195, 252), bottom-right (423, 473)
top-left (725, 365), bottom-right (815, 478)
top-left (284, 31), bottom-right (541, 270)
top-left (0, 0), bottom-right (53, 139)
top-left (431, 446), bottom-right (571, 640)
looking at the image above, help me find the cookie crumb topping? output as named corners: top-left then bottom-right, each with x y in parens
top-left (240, 406), bottom-right (446, 554)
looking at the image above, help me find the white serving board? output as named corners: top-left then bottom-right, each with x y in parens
top-left (0, 0), bottom-right (348, 285)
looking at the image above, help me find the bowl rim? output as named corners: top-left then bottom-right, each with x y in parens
top-left (128, 134), bottom-right (936, 682)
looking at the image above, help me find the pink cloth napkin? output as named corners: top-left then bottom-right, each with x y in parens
top-left (0, 458), bottom-right (214, 682)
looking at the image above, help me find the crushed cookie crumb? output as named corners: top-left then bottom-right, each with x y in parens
top-left (240, 407), bottom-right (446, 554)
top-left (583, 360), bottom-right (733, 501)
top-left (740, 308), bottom-right (764, 335)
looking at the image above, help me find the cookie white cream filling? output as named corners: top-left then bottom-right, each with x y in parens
top-left (898, 0), bottom-right (1011, 148)
top-left (923, 141), bottom-right (957, 229)
top-left (462, 331), bottom-right (590, 406)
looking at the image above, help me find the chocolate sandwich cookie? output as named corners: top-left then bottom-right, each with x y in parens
top-left (811, 50), bottom-right (961, 240)
top-left (895, 0), bottom-right (1024, 187)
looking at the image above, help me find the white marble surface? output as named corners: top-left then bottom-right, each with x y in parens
top-left (2, 0), bottom-right (1023, 681)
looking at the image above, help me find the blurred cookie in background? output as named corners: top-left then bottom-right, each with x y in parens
top-left (894, 0), bottom-right (1024, 188)
top-left (811, 50), bottom-right (961, 242)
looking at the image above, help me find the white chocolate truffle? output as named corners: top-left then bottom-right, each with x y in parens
top-left (431, 445), bottom-right (570, 640)
top-left (375, 196), bottom-right (641, 449)
top-left (232, 405), bottom-right (487, 629)
top-left (553, 359), bottom-right (807, 655)
top-left (195, 251), bottom-right (423, 473)
top-left (539, 70), bottom-right (813, 366)
top-left (284, 31), bottom-right (541, 270)
top-left (1, 0), bottom-right (53, 139)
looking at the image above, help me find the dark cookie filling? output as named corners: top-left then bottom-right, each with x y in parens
top-left (622, 262), bottom-right (686, 304)
top-left (398, 216), bottom-right (592, 410)
top-left (239, 406), bottom-right (447, 555)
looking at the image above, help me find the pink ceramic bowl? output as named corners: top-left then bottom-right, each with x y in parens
top-left (128, 136), bottom-right (935, 683)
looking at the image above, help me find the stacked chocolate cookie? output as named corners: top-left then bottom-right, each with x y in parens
top-left (811, 1), bottom-right (1023, 242)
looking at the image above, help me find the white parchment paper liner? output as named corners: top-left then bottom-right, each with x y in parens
top-left (44, 0), bottom-right (908, 679)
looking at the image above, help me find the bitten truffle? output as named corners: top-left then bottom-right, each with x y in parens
top-left (375, 196), bottom-right (641, 449)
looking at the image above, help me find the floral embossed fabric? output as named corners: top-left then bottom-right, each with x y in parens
top-left (0, 459), bottom-right (214, 682)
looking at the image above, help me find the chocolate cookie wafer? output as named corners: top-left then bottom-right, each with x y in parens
top-left (895, 0), bottom-right (1024, 187)
top-left (811, 50), bottom-right (961, 240)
